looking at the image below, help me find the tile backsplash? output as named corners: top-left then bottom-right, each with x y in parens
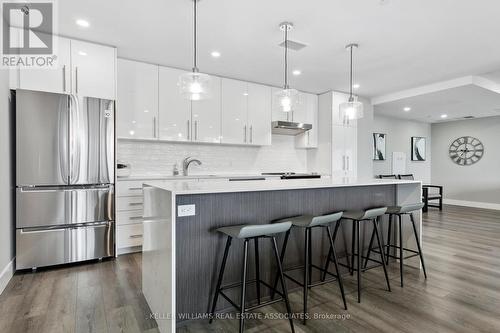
top-left (117, 135), bottom-right (308, 177)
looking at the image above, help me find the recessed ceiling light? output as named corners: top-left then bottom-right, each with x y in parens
top-left (144, 110), bottom-right (149, 113)
top-left (78, 51), bottom-right (87, 56)
top-left (76, 19), bottom-right (90, 28)
top-left (211, 51), bottom-right (221, 58)
top-left (403, 107), bottom-right (411, 112)
top-left (440, 114), bottom-right (448, 119)
top-left (352, 84), bottom-right (360, 89)
top-left (292, 70), bottom-right (301, 76)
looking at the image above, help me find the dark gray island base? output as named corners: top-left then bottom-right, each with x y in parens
top-left (141, 179), bottom-right (422, 333)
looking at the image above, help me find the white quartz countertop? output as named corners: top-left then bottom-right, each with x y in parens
top-left (145, 178), bottom-right (421, 195)
top-left (117, 174), bottom-right (282, 181)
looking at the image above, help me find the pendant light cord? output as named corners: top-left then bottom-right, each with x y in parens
top-left (284, 26), bottom-right (288, 89)
top-left (193, 0), bottom-right (197, 72)
top-left (349, 45), bottom-right (353, 98)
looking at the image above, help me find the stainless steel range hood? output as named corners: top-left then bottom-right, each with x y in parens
top-left (271, 121), bottom-right (312, 135)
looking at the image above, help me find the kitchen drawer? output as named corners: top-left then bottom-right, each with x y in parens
top-left (116, 196), bottom-right (143, 211)
top-left (117, 210), bottom-right (143, 225)
top-left (117, 223), bottom-right (143, 249)
top-left (117, 181), bottom-right (145, 197)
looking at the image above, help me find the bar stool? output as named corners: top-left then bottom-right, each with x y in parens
top-left (209, 222), bottom-right (295, 333)
top-left (270, 212), bottom-right (347, 325)
top-left (364, 203), bottom-right (427, 287)
top-left (322, 207), bottom-right (391, 303)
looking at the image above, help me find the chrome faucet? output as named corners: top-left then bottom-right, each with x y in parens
top-left (182, 157), bottom-right (202, 176)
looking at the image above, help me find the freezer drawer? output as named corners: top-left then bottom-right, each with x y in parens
top-left (16, 185), bottom-right (114, 228)
top-left (16, 222), bottom-right (115, 270)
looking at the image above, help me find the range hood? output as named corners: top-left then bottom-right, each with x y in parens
top-left (271, 121), bottom-right (312, 135)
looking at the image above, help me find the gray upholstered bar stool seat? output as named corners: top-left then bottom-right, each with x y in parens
top-left (209, 222), bottom-right (295, 333)
top-left (364, 202), bottom-right (427, 287)
top-left (323, 207), bottom-right (391, 303)
top-left (270, 212), bottom-right (347, 325)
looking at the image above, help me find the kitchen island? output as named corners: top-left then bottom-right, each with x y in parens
top-left (141, 178), bottom-right (422, 333)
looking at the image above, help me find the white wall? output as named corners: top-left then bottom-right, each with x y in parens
top-left (356, 97), bottom-right (375, 179)
top-left (431, 116), bottom-right (500, 208)
top-left (117, 135), bottom-right (308, 177)
top-left (0, 70), bottom-right (14, 293)
top-left (372, 115), bottom-right (432, 182)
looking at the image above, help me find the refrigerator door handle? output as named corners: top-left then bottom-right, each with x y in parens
top-left (68, 94), bottom-right (81, 184)
top-left (59, 96), bottom-right (70, 184)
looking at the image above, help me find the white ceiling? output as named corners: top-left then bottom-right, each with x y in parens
top-left (373, 79), bottom-right (500, 123)
top-left (56, 0), bottom-right (500, 97)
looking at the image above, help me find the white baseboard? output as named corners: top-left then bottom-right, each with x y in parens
top-left (443, 199), bottom-right (500, 211)
top-left (0, 259), bottom-right (14, 295)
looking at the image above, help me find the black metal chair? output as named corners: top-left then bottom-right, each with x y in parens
top-left (363, 203), bottom-right (428, 287)
top-left (209, 222), bottom-right (295, 333)
top-left (398, 174), bottom-right (443, 212)
top-left (270, 212), bottom-right (347, 325)
top-left (378, 174), bottom-right (398, 179)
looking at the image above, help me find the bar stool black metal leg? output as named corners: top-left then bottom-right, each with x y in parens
top-left (386, 214), bottom-right (392, 265)
top-left (271, 236), bottom-right (296, 333)
top-left (321, 246), bottom-right (332, 282)
top-left (326, 226), bottom-right (347, 310)
top-left (398, 214), bottom-right (404, 287)
top-left (363, 225), bottom-right (375, 269)
top-left (254, 237), bottom-right (261, 305)
top-left (356, 221), bottom-right (361, 303)
top-left (239, 239), bottom-right (249, 333)
top-left (308, 228), bottom-right (313, 290)
top-left (410, 213), bottom-right (427, 279)
top-left (321, 220), bottom-right (341, 282)
top-left (351, 221), bottom-right (356, 276)
top-left (271, 229), bottom-right (290, 300)
top-left (373, 219), bottom-right (391, 292)
top-left (209, 236), bottom-right (232, 324)
top-left (303, 228), bottom-right (310, 324)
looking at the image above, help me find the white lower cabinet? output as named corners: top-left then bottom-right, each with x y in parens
top-left (117, 223), bottom-right (144, 251)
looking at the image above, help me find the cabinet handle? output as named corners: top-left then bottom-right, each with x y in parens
top-left (129, 216), bottom-right (143, 221)
top-left (62, 65), bottom-right (66, 92)
top-left (243, 125), bottom-right (247, 143)
top-left (128, 187), bottom-right (142, 190)
top-left (342, 155), bottom-right (346, 170)
top-left (187, 120), bottom-right (190, 140)
top-left (129, 202), bottom-right (142, 206)
top-left (194, 120), bottom-right (198, 140)
top-left (346, 156), bottom-right (350, 171)
top-left (250, 125), bottom-right (253, 143)
top-left (75, 66), bottom-right (78, 94)
top-left (129, 234), bottom-right (143, 239)
top-left (153, 117), bottom-right (156, 138)
top-left (307, 131), bottom-right (310, 146)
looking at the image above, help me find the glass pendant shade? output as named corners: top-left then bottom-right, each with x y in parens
top-left (178, 71), bottom-right (211, 101)
top-left (274, 88), bottom-right (300, 112)
top-left (339, 98), bottom-right (364, 120)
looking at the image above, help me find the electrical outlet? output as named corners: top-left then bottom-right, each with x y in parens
top-left (178, 204), bottom-right (196, 217)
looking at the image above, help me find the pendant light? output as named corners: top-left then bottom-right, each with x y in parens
top-left (339, 43), bottom-right (364, 120)
top-left (178, 0), bottom-right (211, 101)
top-left (274, 22), bottom-right (299, 113)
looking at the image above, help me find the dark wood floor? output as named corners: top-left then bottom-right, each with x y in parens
top-left (1, 205), bottom-right (500, 333)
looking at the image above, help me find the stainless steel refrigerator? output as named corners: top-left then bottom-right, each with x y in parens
top-left (15, 89), bottom-right (115, 270)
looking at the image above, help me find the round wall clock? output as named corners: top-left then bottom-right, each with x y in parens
top-left (449, 136), bottom-right (484, 166)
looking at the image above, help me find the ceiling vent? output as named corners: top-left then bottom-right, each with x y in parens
top-left (463, 116), bottom-right (475, 119)
top-left (278, 39), bottom-right (307, 51)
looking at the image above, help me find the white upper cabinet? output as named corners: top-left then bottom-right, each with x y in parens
top-left (221, 79), bottom-right (271, 146)
top-left (221, 78), bottom-right (248, 144)
top-left (18, 34), bottom-right (71, 94)
top-left (117, 59), bottom-right (158, 140)
top-left (158, 66), bottom-right (191, 142)
top-left (191, 77), bottom-right (221, 143)
top-left (295, 93), bottom-right (318, 148)
top-left (13, 32), bottom-right (116, 100)
top-left (247, 82), bottom-right (272, 146)
top-left (71, 40), bottom-right (116, 100)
